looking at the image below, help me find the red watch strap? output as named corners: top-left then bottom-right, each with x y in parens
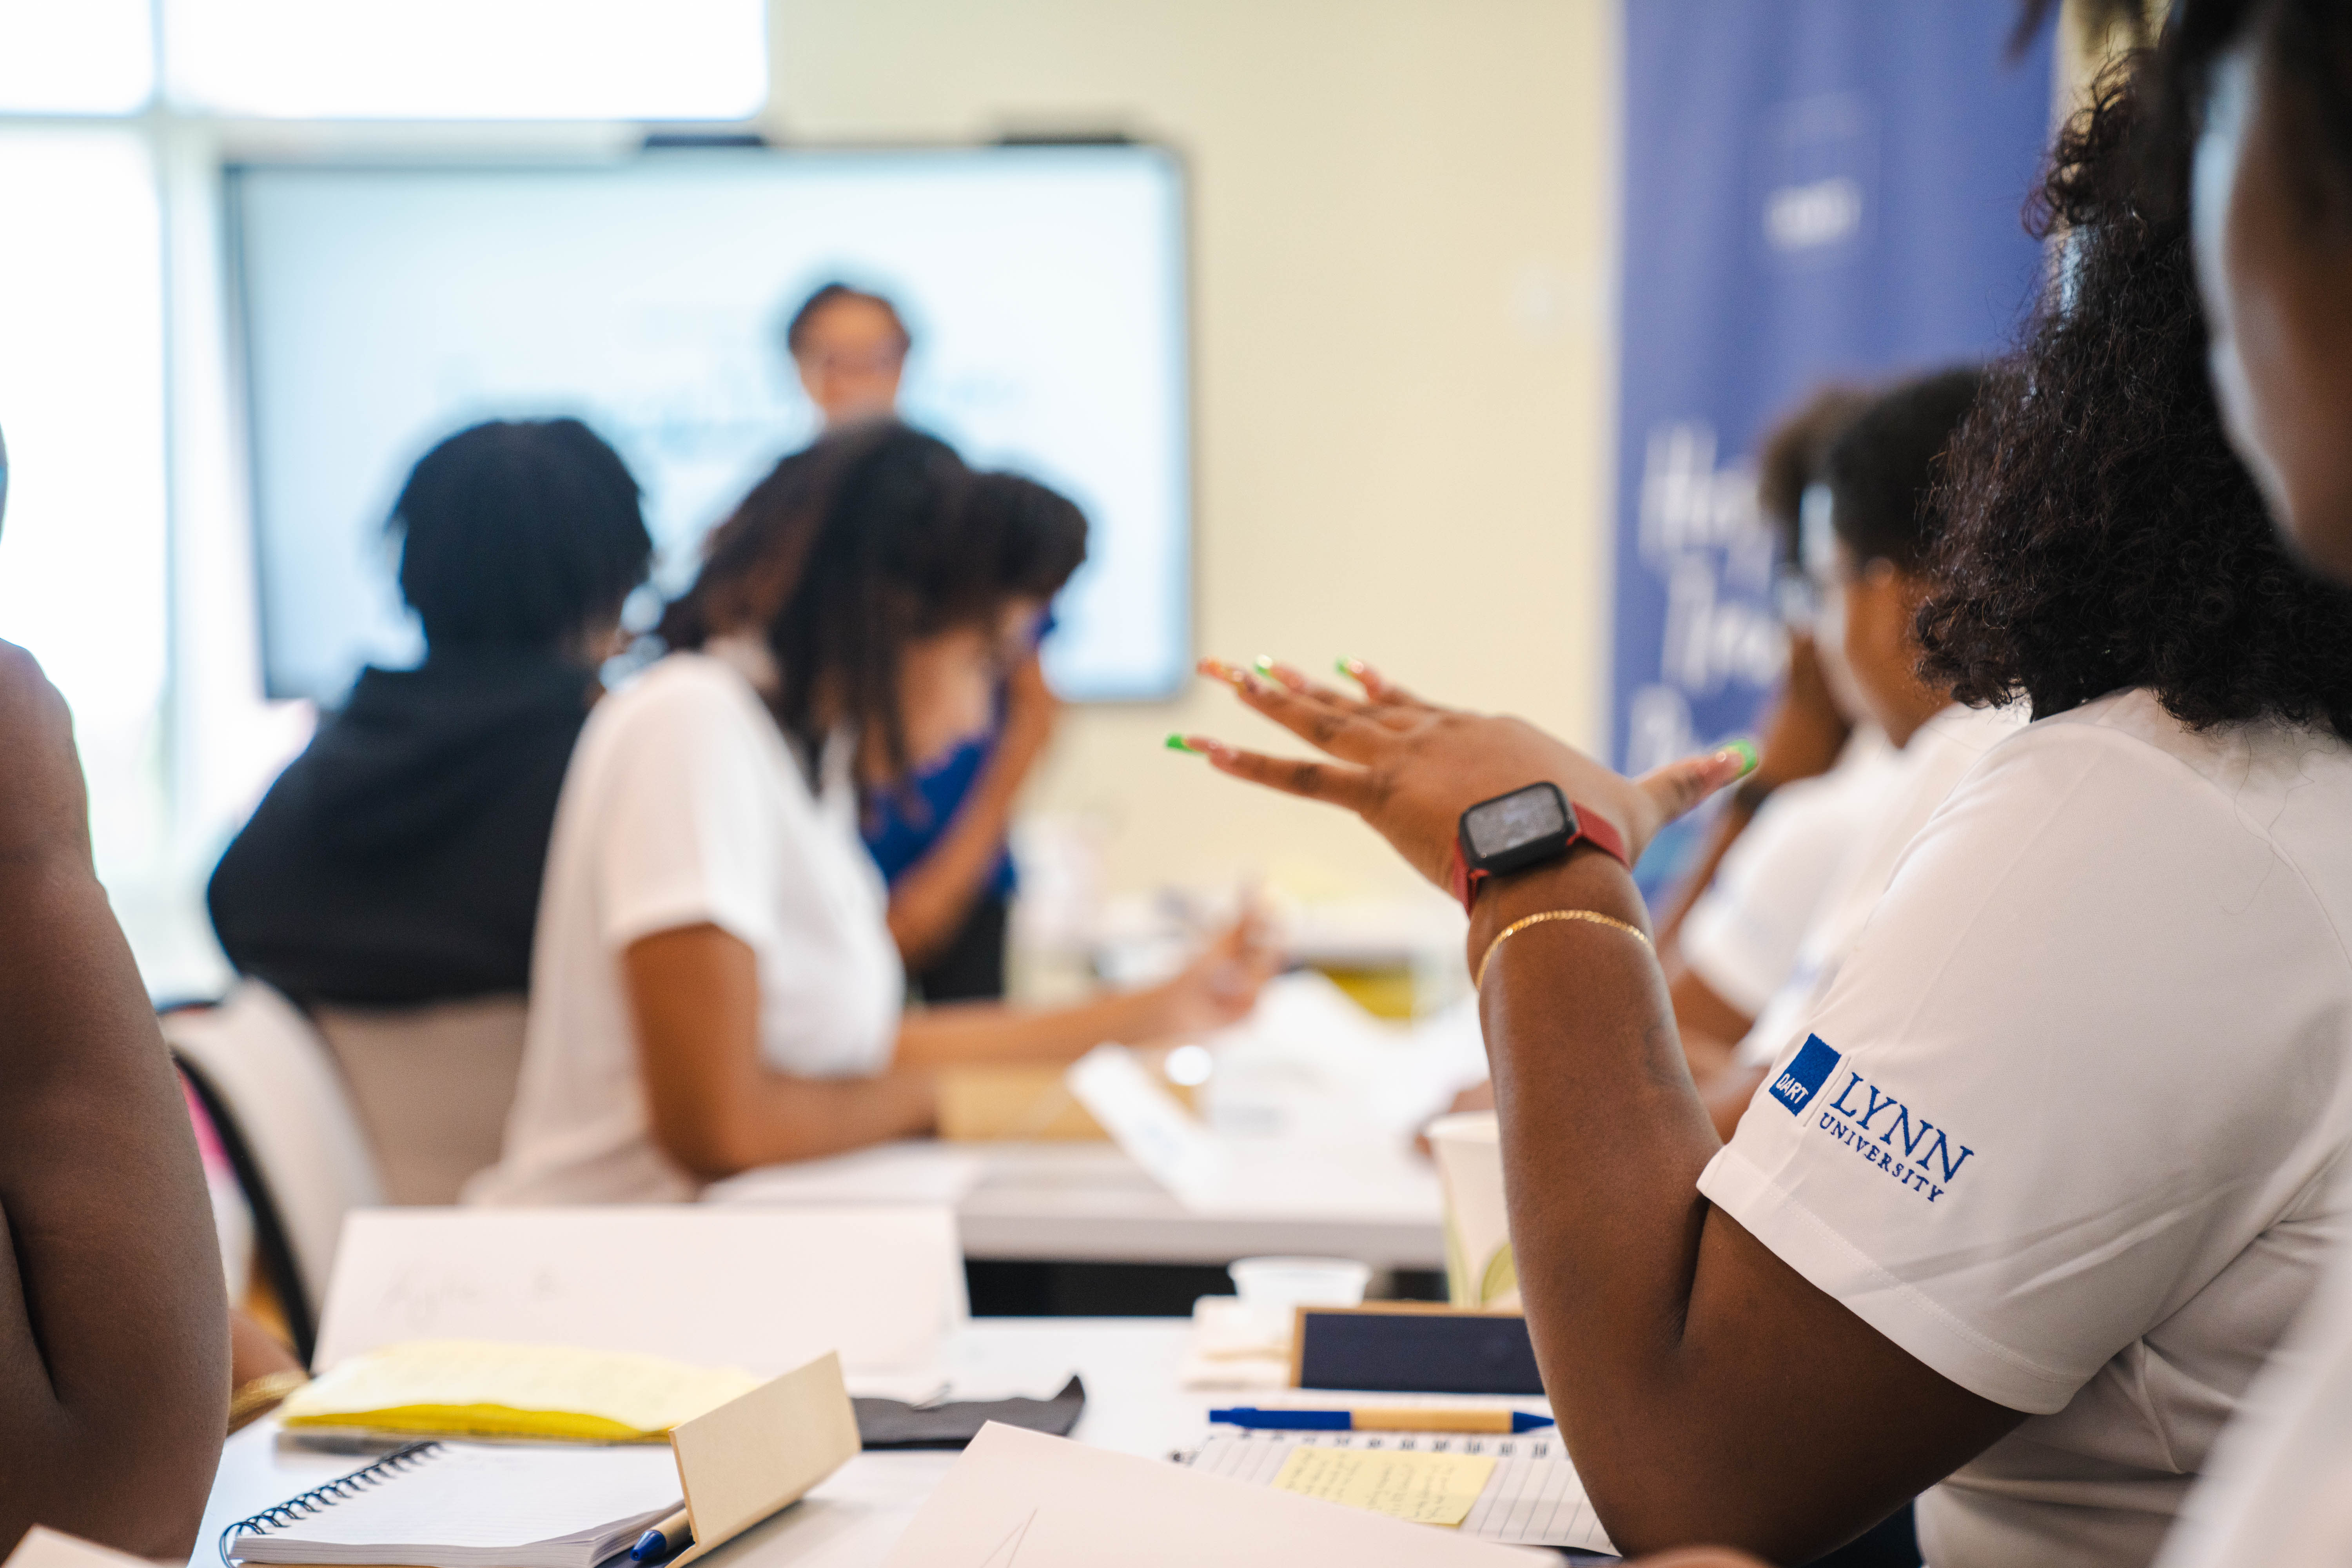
top-left (1575, 805), bottom-right (1630, 869)
top-left (1447, 844), bottom-right (1487, 912)
top-left (1449, 800), bottom-right (1630, 915)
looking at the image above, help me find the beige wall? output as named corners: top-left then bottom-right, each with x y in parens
top-left (768, 0), bottom-right (1619, 901)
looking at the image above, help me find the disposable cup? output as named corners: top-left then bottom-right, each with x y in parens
top-left (1226, 1256), bottom-right (1373, 1310)
top-left (1425, 1111), bottom-right (1519, 1310)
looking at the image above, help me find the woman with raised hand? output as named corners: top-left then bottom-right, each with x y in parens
top-left (473, 424), bottom-right (1272, 1204)
top-left (1176, 59), bottom-right (2352, 1568)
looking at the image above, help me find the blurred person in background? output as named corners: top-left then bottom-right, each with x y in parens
top-left (864, 472), bottom-right (1087, 997)
top-left (471, 423), bottom-right (1272, 1203)
top-left (209, 417), bottom-right (653, 1009)
top-left (1656, 385), bottom-right (1891, 1056)
top-left (786, 280), bottom-right (911, 430)
top-left (782, 280), bottom-right (1069, 1001)
top-left (1692, 367), bottom-right (2024, 1142)
top-left (1652, 384), bottom-right (1876, 957)
top-left (207, 418), bottom-right (654, 1203)
top-left (0, 418), bottom-right (232, 1556)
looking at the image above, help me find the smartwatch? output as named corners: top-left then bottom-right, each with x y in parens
top-left (1447, 782), bottom-right (1629, 913)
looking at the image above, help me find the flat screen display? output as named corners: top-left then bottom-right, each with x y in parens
top-left (229, 145), bottom-right (1191, 702)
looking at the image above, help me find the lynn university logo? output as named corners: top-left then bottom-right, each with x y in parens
top-left (1768, 1033), bottom-right (1978, 1204)
top-left (1771, 1034), bottom-right (1842, 1115)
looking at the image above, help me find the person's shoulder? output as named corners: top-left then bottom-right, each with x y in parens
top-left (1994, 688), bottom-right (2352, 801)
top-left (573, 651), bottom-right (797, 797)
top-left (590, 652), bottom-right (768, 740)
top-left (1918, 688), bottom-right (2352, 900)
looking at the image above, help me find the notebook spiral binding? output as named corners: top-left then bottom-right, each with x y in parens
top-left (218, 1442), bottom-right (445, 1568)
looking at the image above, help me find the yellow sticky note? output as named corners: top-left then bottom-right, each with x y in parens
top-left (1269, 1445), bottom-right (1497, 1528)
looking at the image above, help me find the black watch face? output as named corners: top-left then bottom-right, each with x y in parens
top-left (1463, 783), bottom-right (1570, 864)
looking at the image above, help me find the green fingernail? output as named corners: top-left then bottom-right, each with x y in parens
top-left (1724, 738), bottom-right (1759, 776)
top-left (1165, 733), bottom-right (1198, 753)
top-left (1253, 655), bottom-right (1276, 675)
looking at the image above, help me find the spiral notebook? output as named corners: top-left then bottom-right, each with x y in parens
top-left (220, 1441), bottom-right (684, 1568)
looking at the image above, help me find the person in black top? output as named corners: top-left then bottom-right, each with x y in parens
top-left (208, 417), bottom-right (653, 1007)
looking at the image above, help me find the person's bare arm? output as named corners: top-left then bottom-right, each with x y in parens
top-left (0, 642), bottom-right (229, 1558)
top-left (897, 913), bottom-right (1275, 1067)
top-left (1185, 659), bottom-right (2020, 1560)
top-left (1473, 854), bottom-right (2016, 1556)
top-left (625, 925), bottom-right (938, 1179)
top-left (628, 912), bottom-right (1276, 1179)
top-left (886, 652), bottom-right (1058, 970)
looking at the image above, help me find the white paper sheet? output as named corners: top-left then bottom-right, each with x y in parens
top-left (1066, 1044), bottom-right (1441, 1221)
top-left (313, 1207), bottom-right (964, 1377)
top-left (880, 1423), bottom-right (1544, 1567)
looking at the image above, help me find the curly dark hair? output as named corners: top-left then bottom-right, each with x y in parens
top-left (1915, 59), bottom-right (2352, 741)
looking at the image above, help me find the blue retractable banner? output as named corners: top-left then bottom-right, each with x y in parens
top-left (1612, 4), bottom-right (2052, 879)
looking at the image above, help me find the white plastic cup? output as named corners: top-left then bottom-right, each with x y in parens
top-left (1227, 1255), bottom-right (1373, 1310)
top-left (1425, 1111), bottom-right (1519, 1310)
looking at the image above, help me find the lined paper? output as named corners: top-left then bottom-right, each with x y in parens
top-left (1188, 1428), bottom-right (1616, 1553)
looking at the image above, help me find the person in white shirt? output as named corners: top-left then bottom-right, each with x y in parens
top-left (473, 425), bottom-right (1274, 1205)
top-left (1670, 729), bottom-right (1891, 1031)
top-left (1689, 368), bottom-right (2028, 1140)
top-left (1171, 62), bottom-right (2352, 1568)
top-left (1651, 384), bottom-right (1875, 991)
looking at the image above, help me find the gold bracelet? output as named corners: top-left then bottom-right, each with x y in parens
top-left (1474, 908), bottom-right (1652, 990)
top-left (228, 1369), bottom-right (310, 1434)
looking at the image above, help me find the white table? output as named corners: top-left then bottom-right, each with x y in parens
top-left (195, 1320), bottom-right (1207, 1568)
top-left (711, 1142), bottom-right (1448, 1273)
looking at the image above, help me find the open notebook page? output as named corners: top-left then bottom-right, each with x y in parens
top-left (233, 1444), bottom-right (682, 1567)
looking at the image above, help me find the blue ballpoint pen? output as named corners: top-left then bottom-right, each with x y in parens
top-left (632, 1508), bottom-right (693, 1562)
top-left (1209, 1406), bottom-right (1554, 1434)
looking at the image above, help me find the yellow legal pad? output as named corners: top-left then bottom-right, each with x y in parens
top-left (279, 1340), bottom-right (765, 1443)
top-left (1268, 1446), bottom-right (1497, 1528)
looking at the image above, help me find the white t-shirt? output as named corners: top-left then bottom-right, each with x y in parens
top-left (469, 652), bottom-right (904, 1205)
top-left (2152, 1241), bottom-right (2352, 1568)
top-left (1732, 704), bottom-right (2026, 1068)
top-left (1681, 727), bottom-right (1896, 1016)
top-left (1699, 689), bottom-right (2352, 1568)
